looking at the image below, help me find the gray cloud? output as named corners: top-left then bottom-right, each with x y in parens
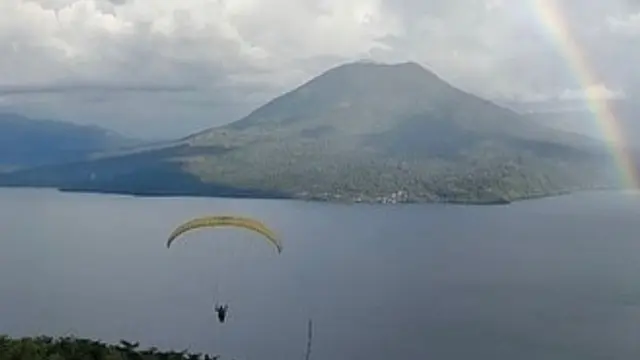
top-left (0, 83), bottom-right (198, 95)
top-left (0, 0), bottom-right (638, 138)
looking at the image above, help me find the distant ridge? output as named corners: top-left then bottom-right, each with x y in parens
top-left (0, 112), bottom-right (140, 171)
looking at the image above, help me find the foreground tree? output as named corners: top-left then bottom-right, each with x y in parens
top-left (0, 335), bottom-right (219, 360)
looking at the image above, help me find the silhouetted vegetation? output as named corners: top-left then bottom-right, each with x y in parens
top-left (0, 335), bottom-right (219, 360)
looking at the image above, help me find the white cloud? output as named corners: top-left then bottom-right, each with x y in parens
top-left (559, 84), bottom-right (627, 100)
top-left (607, 12), bottom-right (640, 35)
top-left (498, 84), bottom-right (627, 103)
top-left (0, 0), bottom-right (402, 86)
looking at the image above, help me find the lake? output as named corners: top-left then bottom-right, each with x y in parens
top-left (1, 188), bottom-right (640, 360)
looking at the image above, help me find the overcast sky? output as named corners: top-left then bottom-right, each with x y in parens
top-left (0, 0), bottom-right (638, 138)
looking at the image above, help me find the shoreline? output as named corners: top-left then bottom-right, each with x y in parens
top-left (0, 184), bottom-right (623, 206)
top-left (0, 184), bottom-right (594, 206)
top-left (57, 186), bottom-right (513, 205)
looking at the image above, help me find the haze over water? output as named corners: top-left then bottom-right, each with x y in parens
top-left (1, 188), bottom-right (640, 360)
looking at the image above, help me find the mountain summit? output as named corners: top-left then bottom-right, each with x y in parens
top-left (0, 61), bottom-right (620, 204)
top-left (188, 61), bottom-right (598, 152)
top-left (193, 61), bottom-right (453, 135)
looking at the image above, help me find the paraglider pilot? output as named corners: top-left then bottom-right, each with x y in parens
top-left (214, 304), bottom-right (229, 323)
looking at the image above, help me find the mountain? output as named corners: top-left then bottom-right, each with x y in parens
top-left (0, 113), bottom-right (140, 171)
top-left (0, 61), bottom-right (625, 204)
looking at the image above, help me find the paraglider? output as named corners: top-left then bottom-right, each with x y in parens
top-left (166, 215), bottom-right (282, 324)
top-left (165, 215), bottom-right (283, 253)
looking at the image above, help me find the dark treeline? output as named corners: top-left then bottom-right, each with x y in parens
top-left (0, 335), bottom-right (219, 360)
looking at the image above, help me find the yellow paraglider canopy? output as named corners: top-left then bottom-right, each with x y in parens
top-left (166, 215), bottom-right (283, 253)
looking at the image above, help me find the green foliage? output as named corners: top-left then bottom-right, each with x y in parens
top-left (0, 335), bottom-right (219, 360)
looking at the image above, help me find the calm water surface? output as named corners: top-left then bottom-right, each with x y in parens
top-left (1, 188), bottom-right (640, 360)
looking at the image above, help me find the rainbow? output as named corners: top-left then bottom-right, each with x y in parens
top-left (531, 0), bottom-right (639, 189)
